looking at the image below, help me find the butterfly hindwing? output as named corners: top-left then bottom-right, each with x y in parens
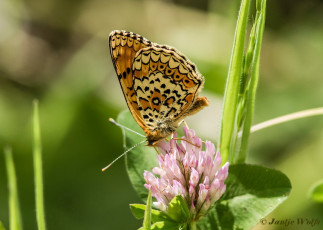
top-left (132, 47), bottom-right (204, 130)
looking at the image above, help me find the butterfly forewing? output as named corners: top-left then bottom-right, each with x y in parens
top-left (109, 31), bottom-right (152, 129)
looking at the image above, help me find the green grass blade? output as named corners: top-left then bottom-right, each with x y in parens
top-left (219, 0), bottom-right (251, 163)
top-left (0, 221), bottom-right (6, 230)
top-left (143, 189), bottom-right (152, 230)
top-left (33, 100), bottom-right (47, 230)
top-left (237, 0), bottom-right (267, 163)
top-left (4, 147), bottom-right (23, 230)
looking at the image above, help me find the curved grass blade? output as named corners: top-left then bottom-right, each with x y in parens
top-left (143, 189), bottom-right (152, 230)
top-left (4, 147), bottom-right (23, 230)
top-left (237, 0), bottom-right (267, 163)
top-left (33, 100), bottom-right (47, 230)
top-left (219, 0), bottom-right (251, 163)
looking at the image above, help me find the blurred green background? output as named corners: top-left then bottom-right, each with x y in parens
top-left (0, 0), bottom-right (323, 229)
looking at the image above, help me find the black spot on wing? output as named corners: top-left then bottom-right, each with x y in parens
top-left (164, 89), bottom-right (171, 94)
top-left (136, 86), bottom-right (144, 93)
top-left (177, 99), bottom-right (184, 107)
top-left (172, 90), bottom-right (181, 98)
top-left (166, 108), bottom-right (176, 117)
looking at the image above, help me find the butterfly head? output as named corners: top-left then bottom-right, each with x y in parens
top-left (146, 130), bottom-right (166, 146)
top-left (145, 123), bottom-right (177, 146)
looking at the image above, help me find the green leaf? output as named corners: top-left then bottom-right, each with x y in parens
top-left (167, 195), bottom-right (190, 223)
top-left (130, 204), bottom-right (146, 219)
top-left (200, 164), bottom-right (291, 230)
top-left (130, 204), bottom-right (172, 223)
top-left (143, 190), bottom-right (152, 230)
top-left (4, 147), bottom-right (23, 230)
top-left (0, 221), bottom-right (6, 230)
top-left (309, 180), bottom-right (323, 203)
top-left (150, 221), bottom-right (181, 230)
top-left (117, 110), bottom-right (158, 201)
top-left (138, 221), bottom-right (180, 230)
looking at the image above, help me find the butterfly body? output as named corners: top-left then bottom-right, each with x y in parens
top-left (109, 30), bottom-right (208, 146)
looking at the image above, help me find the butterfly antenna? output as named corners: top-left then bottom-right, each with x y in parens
top-left (109, 118), bottom-right (145, 137)
top-left (102, 139), bottom-right (146, 172)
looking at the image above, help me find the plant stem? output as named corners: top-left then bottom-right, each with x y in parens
top-left (189, 221), bottom-right (197, 230)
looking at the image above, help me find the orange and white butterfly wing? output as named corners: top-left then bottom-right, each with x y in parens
top-left (109, 30), bottom-right (152, 130)
top-left (109, 30), bottom-right (209, 144)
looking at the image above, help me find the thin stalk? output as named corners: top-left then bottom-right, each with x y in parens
top-left (33, 100), bottom-right (47, 230)
top-left (249, 107), bottom-right (323, 134)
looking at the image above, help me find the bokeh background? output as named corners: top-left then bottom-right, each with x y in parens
top-left (1, 0), bottom-right (323, 229)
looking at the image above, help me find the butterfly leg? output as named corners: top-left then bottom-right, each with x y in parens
top-left (178, 119), bottom-right (189, 128)
top-left (153, 145), bottom-right (160, 155)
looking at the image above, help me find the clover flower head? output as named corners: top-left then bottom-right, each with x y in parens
top-left (144, 127), bottom-right (229, 220)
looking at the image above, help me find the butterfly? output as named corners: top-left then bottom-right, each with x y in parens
top-left (109, 30), bottom-right (209, 146)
